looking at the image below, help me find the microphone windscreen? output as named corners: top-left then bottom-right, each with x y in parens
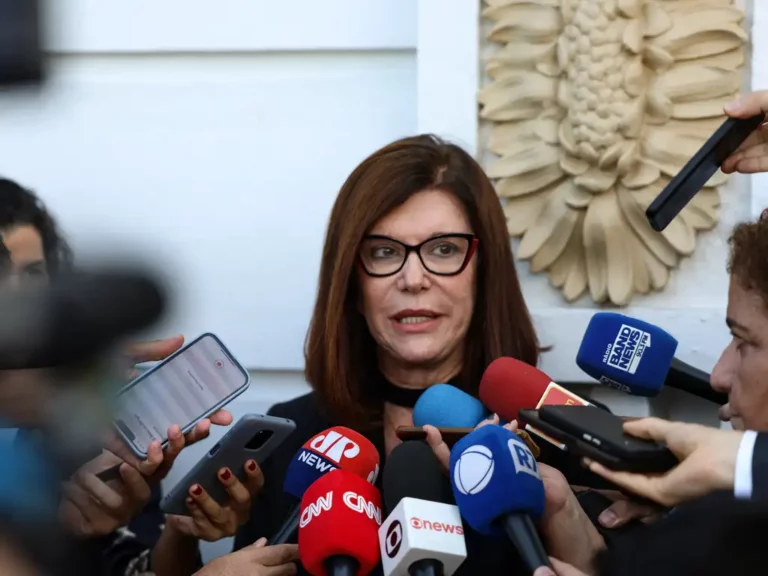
top-left (283, 426), bottom-right (380, 500)
top-left (449, 425), bottom-right (544, 536)
top-left (299, 469), bottom-right (382, 576)
top-left (412, 384), bottom-right (488, 428)
top-left (479, 357), bottom-right (551, 421)
top-left (576, 312), bottom-right (678, 396)
top-left (383, 441), bottom-right (453, 514)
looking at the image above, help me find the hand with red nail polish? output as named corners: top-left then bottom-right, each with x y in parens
top-left (165, 459), bottom-right (264, 543)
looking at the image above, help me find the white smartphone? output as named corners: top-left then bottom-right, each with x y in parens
top-left (112, 333), bottom-right (250, 458)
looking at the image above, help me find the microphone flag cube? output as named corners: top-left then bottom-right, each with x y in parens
top-left (379, 497), bottom-right (467, 576)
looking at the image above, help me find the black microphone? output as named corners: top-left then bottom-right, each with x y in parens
top-left (666, 357), bottom-right (728, 405)
top-left (380, 441), bottom-right (467, 576)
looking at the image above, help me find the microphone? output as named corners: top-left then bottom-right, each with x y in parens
top-left (449, 425), bottom-right (549, 573)
top-left (0, 267), bottom-right (166, 369)
top-left (479, 357), bottom-right (593, 449)
top-left (270, 426), bottom-right (380, 545)
top-left (576, 312), bottom-right (727, 404)
top-left (299, 468), bottom-right (382, 576)
top-left (667, 357), bottom-right (728, 405)
top-left (412, 384), bottom-right (488, 428)
top-left (379, 441), bottom-right (467, 576)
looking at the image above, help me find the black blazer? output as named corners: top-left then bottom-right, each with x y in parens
top-left (233, 392), bottom-right (639, 575)
top-left (594, 491), bottom-right (768, 575)
top-left (752, 433), bottom-right (768, 501)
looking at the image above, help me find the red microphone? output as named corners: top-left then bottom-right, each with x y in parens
top-left (273, 426), bottom-right (381, 545)
top-left (299, 469), bottom-right (382, 576)
top-left (479, 357), bottom-right (592, 449)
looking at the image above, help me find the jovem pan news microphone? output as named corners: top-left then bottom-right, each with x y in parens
top-left (270, 426), bottom-right (380, 545)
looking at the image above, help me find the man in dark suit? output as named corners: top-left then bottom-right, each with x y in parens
top-left (534, 492), bottom-right (768, 576)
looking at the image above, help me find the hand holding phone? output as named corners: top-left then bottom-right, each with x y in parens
top-left (396, 426), bottom-right (542, 458)
top-left (112, 333), bottom-right (250, 459)
top-left (519, 406), bottom-right (677, 474)
top-left (161, 414), bottom-right (295, 516)
top-left (646, 114), bottom-right (766, 231)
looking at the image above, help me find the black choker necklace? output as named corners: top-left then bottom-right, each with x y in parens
top-left (381, 380), bottom-right (426, 408)
top-left (378, 373), bottom-right (460, 408)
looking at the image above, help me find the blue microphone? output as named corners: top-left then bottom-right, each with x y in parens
top-left (576, 312), bottom-right (678, 397)
top-left (449, 425), bottom-right (549, 572)
top-left (577, 312), bottom-right (728, 404)
top-left (413, 383), bottom-right (489, 428)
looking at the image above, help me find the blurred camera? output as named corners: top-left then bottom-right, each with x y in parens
top-left (0, 0), bottom-right (44, 87)
top-left (0, 238), bottom-right (10, 279)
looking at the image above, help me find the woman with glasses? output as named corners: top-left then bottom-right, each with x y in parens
top-left (156, 135), bottom-right (607, 576)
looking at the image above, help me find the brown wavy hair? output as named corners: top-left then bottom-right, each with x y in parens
top-left (728, 208), bottom-right (768, 305)
top-left (304, 134), bottom-right (541, 428)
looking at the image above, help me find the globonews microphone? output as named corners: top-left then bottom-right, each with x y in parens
top-left (449, 425), bottom-right (550, 573)
top-left (299, 469), bottom-right (382, 576)
top-left (576, 312), bottom-right (727, 404)
top-left (271, 426), bottom-right (380, 545)
top-left (480, 357), bottom-right (592, 449)
top-left (379, 441), bottom-right (466, 576)
top-left (412, 384), bottom-right (489, 428)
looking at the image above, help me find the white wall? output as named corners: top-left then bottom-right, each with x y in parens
top-left (1, 0), bottom-right (764, 560)
top-left (0, 0), bottom-right (417, 371)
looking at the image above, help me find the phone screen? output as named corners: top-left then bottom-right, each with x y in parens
top-left (113, 334), bottom-right (249, 454)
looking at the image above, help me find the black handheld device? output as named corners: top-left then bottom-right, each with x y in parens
top-left (160, 414), bottom-right (296, 516)
top-left (520, 405), bottom-right (677, 473)
top-left (646, 113), bottom-right (766, 231)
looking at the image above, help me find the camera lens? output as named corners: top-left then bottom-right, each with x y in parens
top-left (246, 429), bottom-right (274, 450)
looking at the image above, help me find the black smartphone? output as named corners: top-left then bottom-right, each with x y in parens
top-left (519, 406), bottom-right (677, 473)
top-left (160, 414), bottom-right (296, 516)
top-left (646, 113), bottom-right (766, 231)
top-left (396, 426), bottom-right (472, 447)
top-left (396, 426), bottom-right (542, 458)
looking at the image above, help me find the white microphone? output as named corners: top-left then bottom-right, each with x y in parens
top-left (380, 441), bottom-right (468, 576)
top-left (379, 497), bottom-right (467, 576)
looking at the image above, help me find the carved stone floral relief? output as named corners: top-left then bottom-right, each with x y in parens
top-left (479, 0), bottom-right (747, 305)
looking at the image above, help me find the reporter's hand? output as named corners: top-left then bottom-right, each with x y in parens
top-left (538, 464), bottom-right (604, 572)
top-left (590, 490), bottom-right (662, 529)
top-left (194, 538), bottom-right (298, 576)
top-left (105, 336), bottom-right (234, 482)
top-left (167, 459), bottom-right (265, 542)
top-left (721, 91), bottom-right (768, 174)
top-left (534, 557), bottom-right (592, 576)
top-left (59, 450), bottom-right (153, 538)
top-left (424, 415), bottom-right (517, 471)
top-left (585, 417), bottom-right (743, 507)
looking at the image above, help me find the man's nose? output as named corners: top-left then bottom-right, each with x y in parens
top-left (711, 342), bottom-right (736, 393)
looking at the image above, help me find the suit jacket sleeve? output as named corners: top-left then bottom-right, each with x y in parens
top-left (750, 432), bottom-right (768, 501)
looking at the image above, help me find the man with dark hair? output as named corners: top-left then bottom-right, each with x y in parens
top-left (708, 208), bottom-right (768, 431)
